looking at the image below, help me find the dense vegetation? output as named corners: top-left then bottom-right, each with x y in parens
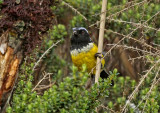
top-left (0, 0), bottom-right (159, 112)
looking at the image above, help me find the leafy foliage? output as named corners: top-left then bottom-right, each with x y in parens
top-left (6, 63), bottom-right (116, 113)
top-left (107, 74), bottom-right (159, 112)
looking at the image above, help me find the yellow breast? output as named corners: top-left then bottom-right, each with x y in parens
top-left (71, 43), bottom-right (105, 74)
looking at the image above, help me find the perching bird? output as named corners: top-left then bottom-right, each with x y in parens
top-left (70, 27), bottom-right (113, 85)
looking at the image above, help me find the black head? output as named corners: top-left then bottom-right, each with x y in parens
top-left (70, 27), bottom-right (92, 50)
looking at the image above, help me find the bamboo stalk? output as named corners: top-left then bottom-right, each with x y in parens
top-left (95, 0), bottom-right (107, 84)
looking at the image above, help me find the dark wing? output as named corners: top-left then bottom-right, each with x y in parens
top-left (100, 70), bottom-right (114, 86)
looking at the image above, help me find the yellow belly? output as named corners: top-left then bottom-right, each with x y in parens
top-left (71, 44), bottom-right (105, 74)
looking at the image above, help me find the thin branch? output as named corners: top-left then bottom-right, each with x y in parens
top-left (107, 44), bottom-right (160, 56)
top-left (32, 72), bottom-right (53, 92)
top-left (128, 56), bottom-right (146, 61)
top-left (107, 17), bottom-right (160, 32)
top-left (32, 40), bottom-right (62, 71)
top-left (89, 0), bottom-right (147, 27)
top-left (103, 27), bottom-right (140, 58)
top-left (92, 0), bottom-right (139, 17)
top-left (107, 0), bottom-right (147, 19)
top-left (104, 29), bottom-right (160, 53)
top-left (61, 0), bottom-right (87, 21)
top-left (34, 83), bottom-right (55, 91)
top-left (100, 104), bottom-right (116, 113)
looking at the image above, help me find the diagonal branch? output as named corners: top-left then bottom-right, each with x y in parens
top-left (32, 40), bottom-right (62, 71)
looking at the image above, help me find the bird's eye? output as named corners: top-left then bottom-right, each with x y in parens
top-left (81, 30), bottom-right (85, 34)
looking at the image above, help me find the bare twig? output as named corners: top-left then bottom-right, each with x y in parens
top-left (102, 26), bottom-right (140, 60)
top-left (32, 72), bottom-right (53, 92)
top-left (100, 104), bottom-right (116, 113)
top-left (61, 0), bottom-right (87, 21)
top-left (92, 0), bottom-right (139, 17)
top-left (107, 18), bottom-right (160, 32)
top-left (32, 40), bottom-right (62, 71)
top-left (107, 0), bottom-right (147, 19)
top-left (128, 56), bottom-right (145, 62)
top-left (89, 0), bottom-right (147, 27)
top-left (107, 44), bottom-right (160, 56)
top-left (104, 29), bottom-right (160, 53)
top-left (34, 83), bottom-right (55, 91)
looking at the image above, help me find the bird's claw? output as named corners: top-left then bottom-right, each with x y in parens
top-left (95, 52), bottom-right (103, 59)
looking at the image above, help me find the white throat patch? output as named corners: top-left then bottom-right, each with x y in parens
top-left (71, 43), bottom-right (94, 56)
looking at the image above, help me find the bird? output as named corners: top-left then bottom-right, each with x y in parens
top-left (70, 27), bottom-right (114, 85)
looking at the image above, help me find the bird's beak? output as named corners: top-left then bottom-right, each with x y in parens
top-left (72, 28), bottom-right (78, 36)
top-left (73, 31), bottom-right (78, 36)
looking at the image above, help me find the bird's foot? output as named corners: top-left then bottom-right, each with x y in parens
top-left (95, 52), bottom-right (103, 59)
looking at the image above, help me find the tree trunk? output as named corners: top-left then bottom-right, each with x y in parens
top-left (0, 30), bottom-right (23, 111)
